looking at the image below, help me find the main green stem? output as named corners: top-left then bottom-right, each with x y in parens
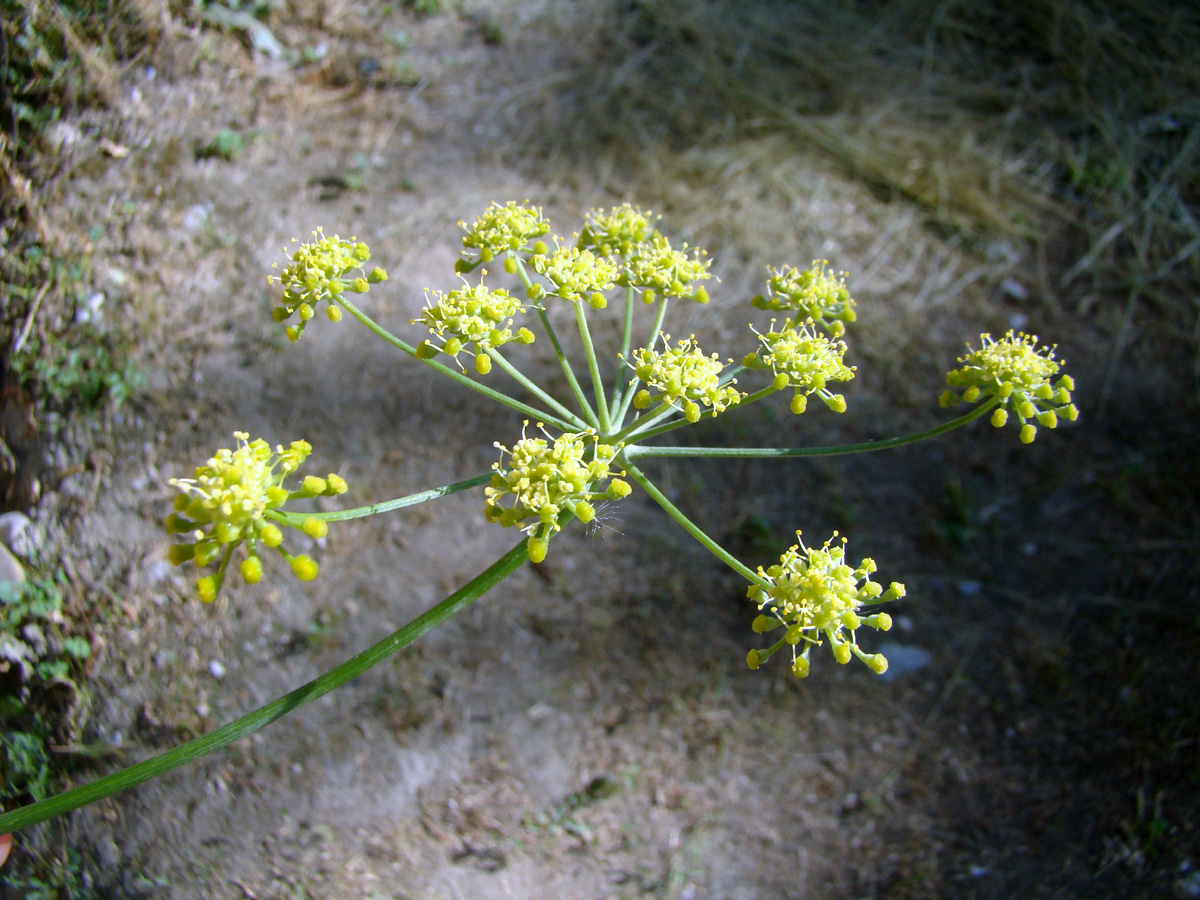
top-left (275, 473), bottom-right (493, 524)
top-left (624, 399), bottom-right (1001, 460)
top-left (0, 539), bottom-right (530, 834)
top-left (574, 300), bottom-right (612, 432)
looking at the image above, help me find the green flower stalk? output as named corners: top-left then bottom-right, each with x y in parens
top-left (268, 229), bottom-right (388, 342)
top-left (743, 319), bottom-right (856, 414)
top-left (484, 423), bottom-right (631, 563)
top-left (940, 330), bottom-right (1079, 444)
top-left (746, 532), bottom-right (904, 678)
top-left (628, 334), bottom-right (744, 423)
top-left (752, 261), bottom-right (857, 336)
top-left (413, 277), bottom-right (535, 374)
top-left (459, 201), bottom-right (551, 265)
top-left (166, 432), bottom-right (348, 601)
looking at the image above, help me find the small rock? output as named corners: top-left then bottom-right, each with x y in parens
top-left (0, 543), bottom-right (26, 591)
top-left (145, 558), bottom-right (174, 584)
top-left (878, 642), bottom-right (933, 682)
top-left (1000, 278), bottom-right (1029, 301)
top-left (74, 291), bottom-right (106, 325)
top-left (0, 511), bottom-right (35, 557)
top-left (209, 660), bottom-right (227, 679)
top-left (1177, 870), bottom-right (1200, 898)
top-left (183, 202), bottom-right (213, 232)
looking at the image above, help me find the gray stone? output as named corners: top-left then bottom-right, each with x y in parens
top-left (0, 542), bottom-right (26, 590)
top-left (877, 642), bottom-right (933, 682)
top-left (0, 511), bottom-right (35, 557)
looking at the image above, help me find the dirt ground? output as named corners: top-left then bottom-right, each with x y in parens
top-left (5, 1), bottom-right (1199, 898)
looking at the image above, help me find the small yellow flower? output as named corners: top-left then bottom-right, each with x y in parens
top-left (269, 229), bottom-right (386, 342)
top-left (529, 243), bottom-right (619, 306)
top-left (460, 201), bottom-right (551, 263)
top-left (484, 423), bottom-right (629, 561)
top-left (619, 232), bottom-right (712, 304)
top-left (577, 203), bottom-right (658, 257)
top-left (413, 277), bottom-right (535, 373)
top-left (940, 331), bottom-right (1078, 444)
top-left (628, 334), bottom-right (743, 423)
top-left (746, 532), bottom-right (903, 678)
top-left (752, 261), bottom-right (857, 336)
top-left (167, 432), bottom-right (346, 601)
top-left (743, 319), bottom-right (855, 414)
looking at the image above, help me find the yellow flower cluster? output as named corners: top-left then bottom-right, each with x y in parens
top-left (620, 232), bottom-right (712, 304)
top-left (752, 261), bottom-right (857, 336)
top-left (746, 532), bottom-right (904, 678)
top-left (460, 201), bottom-right (551, 264)
top-left (413, 280), bottom-right (535, 374)
top-left (167, 433), bottom-right (347, 601)
top-left (484, 424), bottom-right (631, 563)
top-left (577, 203), bottom-right (657, 258)
top-left (940, 331), bottom-right (1078, 443)
top-left (269, 229), bottom-right (387, 342)
top-left (529, 244), bottom-right (619, 307)
top-left (743, 320), bottom-right (855, 414)
top-left (629, 335), bottom-right (743, 423)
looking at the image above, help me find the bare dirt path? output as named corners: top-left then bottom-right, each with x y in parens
top-left (12, 2), bottom-right (1195, 899)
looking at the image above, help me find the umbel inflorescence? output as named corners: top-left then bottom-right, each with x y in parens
top-left (0, 201), bottom-right (1084, 842)
top-left (168, 201), bottom-right (1078, 680)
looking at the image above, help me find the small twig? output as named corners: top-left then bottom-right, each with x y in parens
top-left (12, 280), bottom-right (52, 357)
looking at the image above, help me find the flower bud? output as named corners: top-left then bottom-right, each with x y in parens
top-left (198, 576), bottom-right (218, 603)
top-left (302, 517), bottom-right (328, 539)
top-left (290, 555), bottom-right (318, 581)
top-left (527, 535), bottom-right (549, 564)
top-left (240, 556), bottom-right (263, 584)
top-left (260, 522), bottom-right (284, 547)
top-left (169, 543), bottom-right (195, 565)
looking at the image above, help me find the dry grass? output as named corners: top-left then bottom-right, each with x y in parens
top-left (525, 0), bottom-right (1199, 344)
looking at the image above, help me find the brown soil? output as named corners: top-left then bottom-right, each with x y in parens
top-left (5, 2), bottom-right (1199, 899)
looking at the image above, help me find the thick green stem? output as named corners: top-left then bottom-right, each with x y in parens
top-left (0, 539), bottom-right (530, 834)
top-left (574, 300), bottom-right (612, 432)
top-left (336, 296), bottom-right (576, 432)
top-left (623, 461), bottom-right (762, 584)
top-left (608, 285), bottom-right (636, 424)
top-left (533, 305), bottom-right (598, 428)
top-left (272, 473), bottom-right (493, 525)
top-left (608, 400), bottom-right (679, 445)
top-left (512, 259), bottom-right (597, 428)
top-left (613, 297), bottom-right (670, 427)
top-left (624, 398), bottom-right (1002, 460)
